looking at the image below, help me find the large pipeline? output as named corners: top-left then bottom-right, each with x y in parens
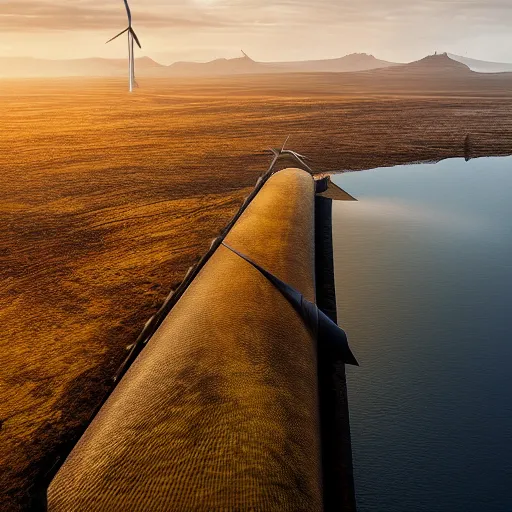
top-left (47, 168), bottom-right (356, 511)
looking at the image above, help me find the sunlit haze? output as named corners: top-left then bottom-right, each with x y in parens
top-left (2, 0), bottom-right (512, 63)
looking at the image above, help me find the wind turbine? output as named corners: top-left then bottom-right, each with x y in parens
top-left (106, 0), bottom-right (141, 92)
top-left (268, 136), bottom-right (316, 174)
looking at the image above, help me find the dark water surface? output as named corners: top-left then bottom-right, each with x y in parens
top-left (332, 157), bottom-right (512, 512)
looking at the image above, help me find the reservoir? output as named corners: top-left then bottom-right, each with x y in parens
top-left (331, 157), bottom-right (512, 512)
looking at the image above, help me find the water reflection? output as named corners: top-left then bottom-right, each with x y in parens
top-left (332, 157), bottom-right (512, 512)
top-left (338, 198), bottom-right (488, 235)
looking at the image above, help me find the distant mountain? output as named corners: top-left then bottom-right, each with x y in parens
top-left (167, 52), bottom-right (399, 77)
top-left (273, 53), bottom-right (399, 73)
top-left (167, 52), bottom-right (274, 77)
top-left (0, 56), bottom-right (164, 78)
top-left (4, 52), bottom-right (499, 79)
top-left (0, 52), bottom-right (400, 78)
top-left (448, 53), bottom-right (512, 73)
top-left (374, 53), bottom-right (472, 75)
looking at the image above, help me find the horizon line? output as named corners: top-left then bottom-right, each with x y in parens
top-left (2, 51), bottom-right (512, 67)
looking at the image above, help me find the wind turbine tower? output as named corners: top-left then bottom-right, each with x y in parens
top-left (106, 0), bottom-right (142, 92)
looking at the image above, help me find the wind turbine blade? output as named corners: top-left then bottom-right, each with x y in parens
top-left (130, 28), bottom-right (142, 49)
top-left (293, 155), bottom-right (315, 174)
top-left (296, 157), bottom-right (315, 174)
top-left (106, 27), bottom-right (129, 44)
top-left (289, 150), bottom-right (309, 161)
top-left (123, 0), bottom-right (132, 26)
top-left (281, 135), bottom-right (290, 152)
top-left (294, 152), bottom-right (311, 161)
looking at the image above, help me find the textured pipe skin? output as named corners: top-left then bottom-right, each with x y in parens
top-left (48, 169), bottom-right (323, 512)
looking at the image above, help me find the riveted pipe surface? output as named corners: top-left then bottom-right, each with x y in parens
top-left (48, 168), bottom-right (322, 512)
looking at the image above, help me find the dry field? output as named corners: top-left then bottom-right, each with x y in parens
top-left (2, 70), bottom-right (512, 511)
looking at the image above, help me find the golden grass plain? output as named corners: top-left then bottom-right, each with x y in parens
top-left (2, 71), bottom-right (512, 510)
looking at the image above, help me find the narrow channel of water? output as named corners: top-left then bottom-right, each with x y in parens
top-left (332, 157), bottom-right (512, 512)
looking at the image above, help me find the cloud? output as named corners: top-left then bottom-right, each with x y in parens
top-left (195, 0), bottom-right (512, 26)
top-left (3, 0), bottom-right (512, 33)
top-left (0, 1), bottom-right (229, 31)
top-left (3, 0), bottom-right (512, 62)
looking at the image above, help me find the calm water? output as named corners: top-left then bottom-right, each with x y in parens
top-left (332, 157), bottom-right (512, 512)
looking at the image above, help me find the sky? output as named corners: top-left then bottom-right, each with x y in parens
top-left (2, 0), bottom-right (512, 64)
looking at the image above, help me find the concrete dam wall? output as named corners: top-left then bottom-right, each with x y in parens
top-left (48, 168), bottom-right (355, 511)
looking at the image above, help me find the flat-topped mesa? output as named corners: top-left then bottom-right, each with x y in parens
top-left (48, 169), bottom-right (341, 512)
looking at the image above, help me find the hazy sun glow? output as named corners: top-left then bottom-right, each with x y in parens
top-left (2, 0), bottom-right (512, 63)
